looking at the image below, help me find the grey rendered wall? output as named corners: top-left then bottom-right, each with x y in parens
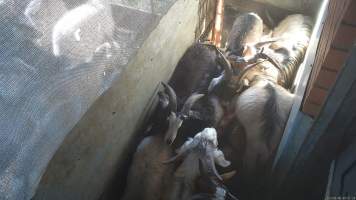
top-left (33, 0), bottom-right (200, 199)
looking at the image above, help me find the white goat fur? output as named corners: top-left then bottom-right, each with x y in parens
top-left (164, 128), bottom-right (230, 200)
top-left (236, 81), bottom-right (293, 174)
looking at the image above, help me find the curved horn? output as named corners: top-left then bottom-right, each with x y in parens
top-left (215, 48), bottom-right (233, 81)
top-left (199, 42), bottom-right (233, 80)
top-left (162, 153), bottom-right (182, 164)
top-left (162, 146), bottom-right (189, 164)
top-left (161, 82), bottom-right (177, 112)
top-left (181, 93), bottom-right (204, 116)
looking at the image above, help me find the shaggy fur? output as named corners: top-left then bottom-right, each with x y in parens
top-left (234, 14), bottom-right (312, 180)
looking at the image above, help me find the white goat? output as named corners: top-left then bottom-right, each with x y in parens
top-left (163, 127), bottom-right (233, 200)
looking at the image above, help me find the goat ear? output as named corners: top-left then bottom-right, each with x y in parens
top-left (208, 73), bottom-right (225, 93)
top-left (213, 150), bottom-right (231, 167)
top-left (198, 159), bottom-right (207, 176)
top-left (221, 170), bottom-right (236, 182)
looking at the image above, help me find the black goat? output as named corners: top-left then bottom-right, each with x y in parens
top-left (169, 43), bottom-right (223, 101)
top-left (164, 43), bottom-right (232, 147)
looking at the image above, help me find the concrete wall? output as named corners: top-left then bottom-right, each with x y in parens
top-left (33, 0), bottom-right (200, 199)
top-left (252, 0), bottom-right (321, 14)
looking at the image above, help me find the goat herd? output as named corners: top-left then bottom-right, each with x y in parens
top-left (121, 12), bottom-right (313, 200)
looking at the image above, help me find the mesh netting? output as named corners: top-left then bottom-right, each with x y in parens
top-left (0, 0), bottom-right (176, 199)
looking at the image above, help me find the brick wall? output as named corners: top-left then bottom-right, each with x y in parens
top-left (302, 0), bottom-right (355, 117)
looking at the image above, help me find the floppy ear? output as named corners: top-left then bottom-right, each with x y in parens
top-left (198, 158), bottom-right (208, 176)
top-left (213, 150), bottom-right (231, 167)
top-left (208, 71), bottom-right (228, 93)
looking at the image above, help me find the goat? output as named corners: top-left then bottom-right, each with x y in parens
top-left (208, 12), bottom-right (274, 102)
top-left (162, 128), bottom-right (233, 200)
top-left (211, 14), bottom-right (312, 182)
top-left (239, 15), bottom-right (312, 179)
top-left (121, 83), bottom-right (203, 200)
top-left (225, 12), bottom-right (279, 66)
top-left (225, 12), bottom-right (264, 60)
top-left (166, 43), bottom-right (234, 147)
top-left (169, 43), bottom-right (223, 101)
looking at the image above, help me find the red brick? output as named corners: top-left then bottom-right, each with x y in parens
top-left (333, 24), bottom-right (356, 50)
top-left (302, 101), bottom-right (322, 118)
top-left (315, 69), bottom-right (338, 89)
top-left (307, 86), bottom-right (329, 105)
top-left (323, 48), bottom-right (349, 71)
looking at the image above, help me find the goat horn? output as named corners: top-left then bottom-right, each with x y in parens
top-left (215, 49), bottom-right (233, 81)
top-left (162, 154), bottom-right (180, 164)
top-left (181, 93), bottom-right (204, 116)
top-left (162, 148), bottom-right (188, 164)
top-left (161, 82), bottom-right (177, 113)
top-left (199, 43), bottom-right (233, 80)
